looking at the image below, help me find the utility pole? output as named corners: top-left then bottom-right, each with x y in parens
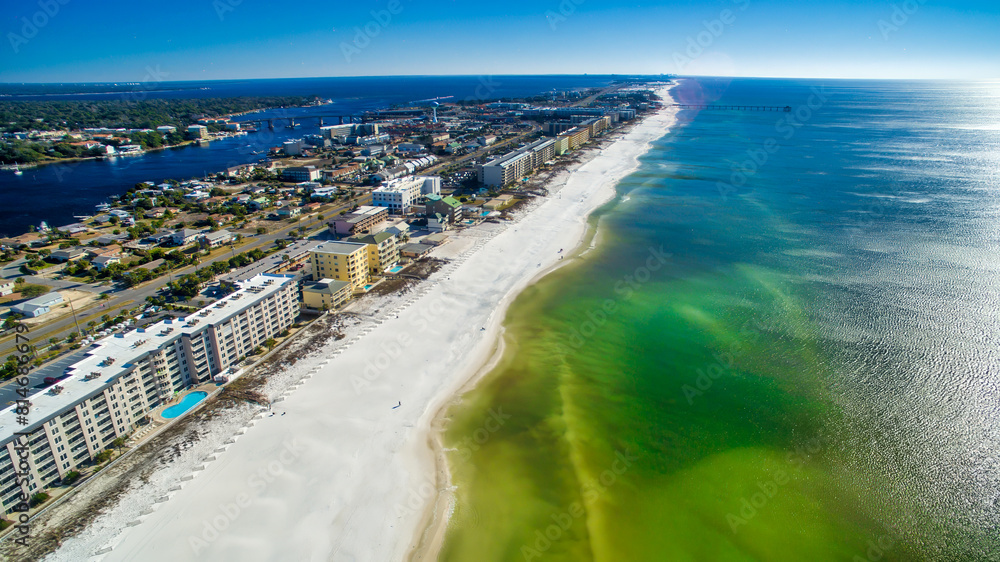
top-left (67, 292), bottom-right (83, 336)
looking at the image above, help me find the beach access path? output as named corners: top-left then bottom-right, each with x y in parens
top-left (45, 87), bottom-right (678, 562)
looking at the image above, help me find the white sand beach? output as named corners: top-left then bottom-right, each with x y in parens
top-left (44, 87), bottom-right (678, 562)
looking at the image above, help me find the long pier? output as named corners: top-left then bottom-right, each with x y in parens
top-left (671, 104), bottom-right (792, 112)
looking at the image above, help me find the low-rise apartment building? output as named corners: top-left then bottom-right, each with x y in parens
top-left (347, 232), bottom-right (400, 275)
top-left (281, 166), bottom-right (320, 182)
top-left (302, 278), bottom-right (352, 310)
top-left (0, 274), bottom-right (297, 514)
top-left (328, 206), bottom-right (388, 236)
top-left (310, 241), bottom-right (370, 292)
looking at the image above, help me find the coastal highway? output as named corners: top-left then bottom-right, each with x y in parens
top-left (0, 195), bottom-right (367, 361)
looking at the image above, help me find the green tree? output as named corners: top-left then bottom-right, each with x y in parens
top-left (19, 284), bottom-right (49, 298)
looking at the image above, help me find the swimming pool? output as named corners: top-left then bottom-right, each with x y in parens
top-left (388, 265), bottom-right (404, 273)
top-left (161, 391), bottom-right (208, 419)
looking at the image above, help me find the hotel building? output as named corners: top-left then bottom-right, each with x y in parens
top-left (0, 274), bottom-right (298, 514)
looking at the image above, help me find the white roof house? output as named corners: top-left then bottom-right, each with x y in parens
top-left (11, 292), bottom-right (64, 318)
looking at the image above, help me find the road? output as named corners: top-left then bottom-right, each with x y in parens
top-left (0, 258), bottom-right (107, 293)
top-left (425, 124), bottom-right (541, 176)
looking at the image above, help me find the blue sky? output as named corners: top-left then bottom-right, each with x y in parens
top-left (1, 0), bottom-right (998, 82)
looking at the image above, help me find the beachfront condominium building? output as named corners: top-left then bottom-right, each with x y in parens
top-left (558, 126), bottom-right (591, 152)
top-left (347, 232), bottom-right (400, 275)
top-left (478, 139), bottom-right (556, 187)
top-left (371, 176), bottom-right (442, 215)
top-left (328, 206), bottom-right (388, 236)
top-left (310, 241), bottom-right (370, 292)
top-left (0, 274), bottom-right (297, 515)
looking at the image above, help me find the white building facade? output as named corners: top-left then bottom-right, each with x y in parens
top-left (371, 176), bottom-right (442, 214)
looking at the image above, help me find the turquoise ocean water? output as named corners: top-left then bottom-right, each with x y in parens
top-left (439, 78), bottom-right (1000, 561)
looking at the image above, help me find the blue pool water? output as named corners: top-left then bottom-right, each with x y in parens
top-left (161, 391), bottom-right (208, 419)
top-left (388, 265), bottom-right (404, 273)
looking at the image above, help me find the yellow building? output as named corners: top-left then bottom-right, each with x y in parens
top-left (310, 241), bottom-right (370, 292)
top-left (347, 232), bottom-right (399, 275)
top-left (302, 278), bottom-right (353, 310)
top-left (553, 136), bottom-right (570, 156)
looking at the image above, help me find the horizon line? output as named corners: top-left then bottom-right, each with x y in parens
top-left (1, 73), bottom-right (996, 87)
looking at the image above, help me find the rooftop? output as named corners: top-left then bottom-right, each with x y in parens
top-left (312, 241), bottom-right (367, 255)
top-left (347, 232), bottom-right (395, 245)
top-left (304, 278), bottom-right (351, 295)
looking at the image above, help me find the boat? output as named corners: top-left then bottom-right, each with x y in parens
top-left (95, 202), bottom-right (111, 212)
top-left (13, 164), bottom-right (22, 176)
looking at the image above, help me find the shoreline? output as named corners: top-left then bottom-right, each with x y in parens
top-left (38, 86), bottom-right (679, 562)
top-left (408, 86), bottom-right (680, 561)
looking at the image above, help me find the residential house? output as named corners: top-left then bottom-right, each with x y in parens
top-left (95, 234), bottom-right (127, 246)
top-left (200, 230), bottom-right (233, 248)
top-left (91, 255), bottom-right (121, 271)
top-left (11, 292), bottom-right (64, 318)
top-left (248, 198), bottom-right (271, 211)
top-left (49, 247), bottom-right (86, 262)
top-left (277, 206), bottom-right (301, 218)
top-left (424, 194), bottom-right (462, 231)
top-left (399, 243), bottom-right (434, 259)
top-left (171, 228), bottom-right (202, 246)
